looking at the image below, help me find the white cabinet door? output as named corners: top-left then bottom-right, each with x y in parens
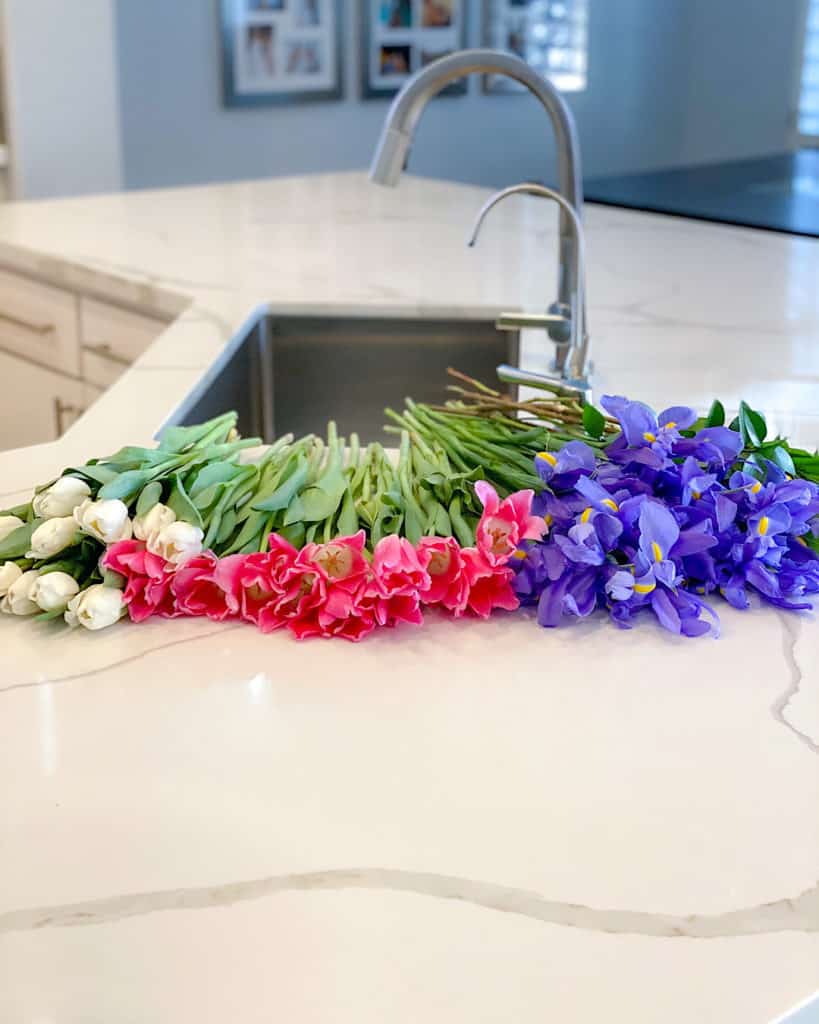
top-left (79, 297), bottom-right (166, 388)
top-left (0, 349), bottom-right (84, 450)
top-left (0, 268), bottom-right (81, 375)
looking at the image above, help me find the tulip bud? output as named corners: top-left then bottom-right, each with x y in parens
top-left (64, 584), bottom-right (126, 631)
top-left (30, 571), bottom-right (80, 613)
top-left (26, 517), bottom-right (78, 560)
top-left (0, 569), bottom-right (40, 615)
top-left (148, 521), bottom-right (204, 565)
top-left (73, 498), bottom-right (132, 544)
top-left (32, 476), bottom-right (91, 519)
top-left (133, 502), bottom-right (176, 544)
top-left (0, 515), bottom-right (24, 543)
top-left (0, 561), bottom-right (23, 597)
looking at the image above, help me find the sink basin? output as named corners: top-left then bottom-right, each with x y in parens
top-left (172, 312), bottom-right (519, 442)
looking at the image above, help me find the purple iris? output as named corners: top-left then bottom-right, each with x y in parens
top-left (601, 395), bottom-right (697, 455)
top-left (534, 441), bottom-right (596, 487)
top-left (635, 500), bottom-right (680, 588)
top-left (512, 414), bottom-right (819, 639)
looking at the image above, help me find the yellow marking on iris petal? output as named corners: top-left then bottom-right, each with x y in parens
top-left (634, 580), bottom-right (656, 594)
top-left (643, 431), bottom-right (656, 443)
top-left (537, 451), bottom-right (557, 466)
top-left (750, 480), bottom-right (762, 494)
top-left (651, 541), bottom-right (663, 562)
top-left (601, 498), bottom-right (619, 512)
top-left (758, 516), bottom-right (770, 536)
top-left (511, 549), bottom-right (527, 561)
top-left (580, 507), bottom-right (593, 524)
top-left (692, 490), bottom-right (701, 500)
top-left (665, 421), bottom-right (676, 430)
top-left (543, 513), bottom-right (553, 527)
top-left (798, 536), bottom-right (808, 546)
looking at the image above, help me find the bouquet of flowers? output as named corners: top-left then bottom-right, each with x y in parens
top-left (1, 374), bottom-right (817, 642)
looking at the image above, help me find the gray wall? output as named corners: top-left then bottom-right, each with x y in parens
top-left (115, 0), bottom-right (803, 192)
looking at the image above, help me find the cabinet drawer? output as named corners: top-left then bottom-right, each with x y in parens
top-left (79, 298), bottom-right (165, 382)
top-left (0, 268), bottom-right (80, 375)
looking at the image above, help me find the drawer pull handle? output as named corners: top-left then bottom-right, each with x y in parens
top-left (82, 342), bottom-right (131, 367)
top-left (0, 310), bottom-right (55, 335)
top-left (53, 397), bottom-right (84, 437)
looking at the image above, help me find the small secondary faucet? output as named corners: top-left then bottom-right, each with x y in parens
top-left (369, 48), bottom-right (585, 373)
top-left (468, 182), bottom-right (589, 392)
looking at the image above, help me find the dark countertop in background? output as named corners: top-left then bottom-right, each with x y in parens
top-left (586, 150), bottom-right (819, 237)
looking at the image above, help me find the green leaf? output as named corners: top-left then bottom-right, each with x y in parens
top-left (252, 455), bottom-right (309, 512)
top-left (738, 401), bottom-right (767, 448)
top-left (705, 399), bottom-right (725, 427)
top-left (193, 482), bottom-right (228, 512)
top-left (278, 522), bottom-right (305, 549)
top-left (221, 510), bottom-right (267, 555)
top-left (97, 469), bottom-right (156, 503)
top-left (71, 464), bottom-right (119, 486)
top-left (136, 481), bottom-right (163, 518)
top-left (770, 445), bottom-right (796, 477)
top-left (284, 465), bottom-right (347, 525)
top-left (336, 486), bottom-right (359, 537)
top-left (582, 404), bottom-right (606, 440)
top-left (166, 474), bottom-right (204, 529)
top-left (36, 607), bottom-right (68, 622)
top-left (0, 520), bottom-right (40, 560)
top-left (157, 413), bottom-right (237, 453)
top-left (189, 462), bottom-right (242, 498)
top-left (216, 508), bottom-right (238, 546)
top-left (448, 495), bottom-right (474, 548)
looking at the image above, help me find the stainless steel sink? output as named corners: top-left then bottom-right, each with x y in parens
top-left (172, 312), bottom-right (519, 442)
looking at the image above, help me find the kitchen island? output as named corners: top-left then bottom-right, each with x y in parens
top-left (0, 172), bottom-right (817, 1022)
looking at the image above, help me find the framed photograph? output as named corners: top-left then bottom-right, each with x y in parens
top-left (221, 0), bottom-right (343, 106)
top-left (361, 0), bottom-right (468, 98)
top-left (482, 0), bottom-right (588, 94)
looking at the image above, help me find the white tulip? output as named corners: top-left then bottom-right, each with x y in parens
top-left (73, 498), bottom-right (132, 544)
top-left (32, 476), bottom-right (91, 519)
top-left (0, 515), bottom-right (24, 543)
top-left (133, 502), bottom-right (176, 544)
top-left (0, 561), bottom-right (23, 597)
top-left (0, 569), bottom-right (40, 615)
top-left (26, 517), bottom-right (78, 560)
top-left (30, 571), bottom-right (80, 613)
top-left (148, 521), bottom-right (204, 565)
top-left (64, 584), bottom-right (125, 631)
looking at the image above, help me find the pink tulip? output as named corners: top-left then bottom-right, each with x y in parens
top-left (461, 547), bottom-right (520, 618)
top-left (418, 536), bottom-right (469, 614)
top-left (171, 551), bottom-right (243, 621)
top-left (372, 534), bottom-right (431, 595)
top-left (474, 482), bottom-right (545, 564)
top-left (102, 539), bottom-right (178, 622)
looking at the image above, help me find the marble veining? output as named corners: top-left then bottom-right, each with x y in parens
top-left (773, 614), bottom-right (819, 755)
top-left (0, 623), bottom-right (243, 695)
top-left (2, 868), bottom-right (817, 940)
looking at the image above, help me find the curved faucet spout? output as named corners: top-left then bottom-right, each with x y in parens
top-left (369, 48), bottom-right (583, 350)
top-left (468, 182), bottom-right (589, 386)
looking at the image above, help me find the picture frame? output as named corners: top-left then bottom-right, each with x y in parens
top-left (361, 0), bottom-right (468, 99)
top-left (481, 0), bottom-right (587, 95)
top-left (221, 0), bottom-right (343, 106)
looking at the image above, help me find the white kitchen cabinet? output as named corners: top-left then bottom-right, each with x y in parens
top-left (0, 267), bottom-right (81, 375)
top-left (79, 297), bottom-right (166, 389)
top-left (0, 348), bottom-right (84, 450)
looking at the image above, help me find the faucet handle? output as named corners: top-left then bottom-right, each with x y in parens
top-left (495, 364), bottom-right (590, 402)
top-left (496, 311), bottom-right (570, 332)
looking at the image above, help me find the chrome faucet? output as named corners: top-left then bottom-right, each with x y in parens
top-left (369, 48), bottom-right (586, 384)
top-left (468, 182), bottom-right (589, 392)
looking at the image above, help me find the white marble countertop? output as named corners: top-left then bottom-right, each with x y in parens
top-left (0, 172), bottom-right (817, 1022)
